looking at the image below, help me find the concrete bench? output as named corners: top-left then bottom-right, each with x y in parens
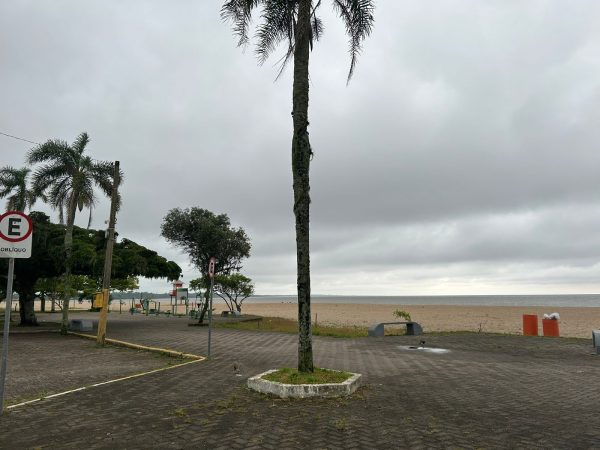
top-left (368, 321), bottom-right (423, 337)
top-left (69, 319), bottom-right (93, 332)
top-left (593, 330), bottom-right (600, 354)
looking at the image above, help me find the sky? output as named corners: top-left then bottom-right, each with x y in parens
top-left (2, 1), bottom-right (600, 296)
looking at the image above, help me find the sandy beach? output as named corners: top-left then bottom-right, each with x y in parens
top-left (240, 302), bottom-right (600, 338)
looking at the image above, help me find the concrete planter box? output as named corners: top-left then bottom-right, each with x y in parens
top-left (247, 369), bottom-right (362, 399)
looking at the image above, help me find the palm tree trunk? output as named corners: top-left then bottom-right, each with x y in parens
top-left (293, 0), bottom-right (313, 373)
top-left (60, 196), bottom-right (77, 334)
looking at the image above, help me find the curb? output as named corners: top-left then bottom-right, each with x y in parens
top-left (68, 332), bottom-right (205, 360)
top-left (248, 369), bottom-right (362, 399)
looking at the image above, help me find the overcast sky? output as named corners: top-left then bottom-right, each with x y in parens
top-left (2, 1), bottom-right (600, 295)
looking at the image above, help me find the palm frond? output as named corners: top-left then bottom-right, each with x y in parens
top-left (332, 0), bottom-right (375, 82)
top-left (311, 14), bottom-right (323, 48)
top-left (90, 160), bottom-right (118, 198)
top-left (221, 0), bottom-right (262, 47)
top-left (27, 131), bottom-right (114, 224)
top-left (27, 140), bottom-right (70, 165)
top-left (0, 166), bottom-right (35, 211)
top-left (256, 0), bottom-right (297, 65)
top-left (72, 132), bottom-right (90, 155)
top-left (32, 162), bottom-right (71, 195)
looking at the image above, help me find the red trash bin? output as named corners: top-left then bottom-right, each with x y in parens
top-left (542, 319), bottom-right (560, 337)
top-left (522, 314), bottom-right (538, 336)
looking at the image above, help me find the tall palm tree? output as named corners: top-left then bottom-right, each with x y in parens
top-left (27, 132), bottom-right (118, 334)
top-left (222, 0), bottom-right (374, 372)
top-left (0, 166), bottom-right (39, 212)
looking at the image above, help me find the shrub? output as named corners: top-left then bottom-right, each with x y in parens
top-left (392, 309), bottom-right (411, 321)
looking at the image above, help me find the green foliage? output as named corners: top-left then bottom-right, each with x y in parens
top-left (161, 207), bottom-right (251, 278)
top-left (191, 273), bottom-right (254, 312)
top-left (27, 132), bottom-right (121, 227)
top-left (222, 0), bottom-right (375, 372)
top-left (216, 316), bottom-right (369, 338)
top-left (214, 273), bottom-right (254, 312)
top-left (70, 275), bottom-right (98, 299)
top-left (111, 239), bottom-right (181, 281)
top-left (392, 309), bottom-right (411, 321)
top-left (161, 207), bottom-right (250, 324)
top-left (262, 367), bottom-right (351, 385)
top-left (36, 275), bottom-right (97, 303)
top-left (188, 278), bottom-right (204, 293)
top-left (0, 166), bottom-right (40, 211)
top-left (110, 276), bottom-right (140, 293)
top-left (221, 0), bottom-right (375, 81)
top-left (0, 211), bottom-right (182, 323)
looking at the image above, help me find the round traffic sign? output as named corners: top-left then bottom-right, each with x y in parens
top-left (0, 211), bottom-right (33, 242)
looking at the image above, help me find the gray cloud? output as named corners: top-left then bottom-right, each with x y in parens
top-left (2, 1), bottom-right (600, 295)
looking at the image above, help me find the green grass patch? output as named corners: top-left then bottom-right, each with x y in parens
top-left (216, 316), bottom-right (414, 338)
top-left (216, 316), bottom-right (369, 338)
top-left (262, 367), bottom-right (352, 385)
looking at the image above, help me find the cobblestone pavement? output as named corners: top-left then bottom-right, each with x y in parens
top-left (3, 332), bottom-right (186, 406)
top-left (1, 312), bottom-right (598, 449)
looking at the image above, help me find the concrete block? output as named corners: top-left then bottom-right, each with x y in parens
top-left (69, 319), bottom-right (93, 332)
top-left (593, 330), bottom-right (600, 348)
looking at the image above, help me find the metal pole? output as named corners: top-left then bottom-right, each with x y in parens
top-left (207, 277), bottom-right (214, 358)
top-left (0, 258), bottom-right (15, 414)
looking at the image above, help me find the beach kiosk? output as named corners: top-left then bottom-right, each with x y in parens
top-left (92, 291), bottom-right (108, 310)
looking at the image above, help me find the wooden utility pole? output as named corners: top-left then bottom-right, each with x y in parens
top-left (97, 161), bottom-right (120, 345)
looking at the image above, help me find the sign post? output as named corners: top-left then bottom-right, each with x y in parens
top-left (0, 211), bottom-right (33, 414)
top-left (207, 257), bottom-right (215, 358)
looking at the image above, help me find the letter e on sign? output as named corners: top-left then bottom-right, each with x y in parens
top-left (0, 211), bottom-right (33, 259)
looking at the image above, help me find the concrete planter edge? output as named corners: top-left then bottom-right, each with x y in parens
top-left (247, 369), bottom-right (362, 399)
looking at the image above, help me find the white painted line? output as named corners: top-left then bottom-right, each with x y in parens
top-left (6, 358), bottom-right (202, 411)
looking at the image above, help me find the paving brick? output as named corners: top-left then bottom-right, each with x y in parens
top-left (0, 312), bottom-right (598, 448)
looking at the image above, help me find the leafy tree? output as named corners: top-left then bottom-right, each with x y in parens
top-left (27, 132), bottom-right (121, 333)
top-left (110, 276), bottom-right (140, 293)
top-left (214, 273), bottom-right (254, 313)
top-left (71, 275), bottom-right (99, 299)
top-left (35, 275), bottom-right (97, 312)
top-left (0, 166), bottom-right (40, 211)
top-left (222, 0), bottom-right (375, 371)
top-left (190, 273), bottom-right (254, 313)
top-left (161, 207), bottom-right (251, 323)
top-left (35, 276), bottom-right (63, 312)
top-left (0, 212), bottom-right (181, 325)
top-left (189, 277), bottom-right (207, 312)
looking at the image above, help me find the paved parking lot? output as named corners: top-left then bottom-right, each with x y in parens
top-left (1, 312), bottom-right (598, 449)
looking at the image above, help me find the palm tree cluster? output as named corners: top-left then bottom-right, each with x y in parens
top-left (1, 132), bottom-right (121, 333)
top-left (222, 0), bottom-right (375, 372)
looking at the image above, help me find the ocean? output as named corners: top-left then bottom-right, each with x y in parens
top-left (117, 294), bottom-right (600, 308)
top-left (246, 294), bottom-right (600, 307)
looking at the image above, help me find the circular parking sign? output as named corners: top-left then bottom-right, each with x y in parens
top-left (0, 211), bottom-right (33, 243)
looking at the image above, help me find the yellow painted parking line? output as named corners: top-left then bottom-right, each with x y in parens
top-left (68, 332), bottom-right (205, 360)
top-left (6, 358), bottom-right (203, 411)
top-left (4, 332), bottom-right (206, 411)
